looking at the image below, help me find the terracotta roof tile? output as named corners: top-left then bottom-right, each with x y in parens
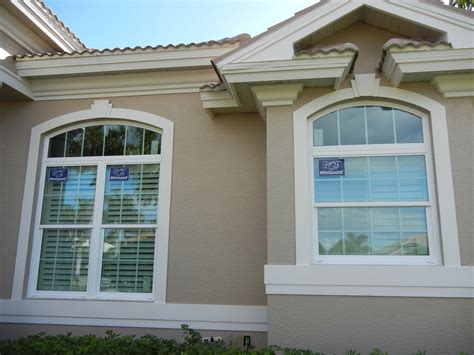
top-left (15, 34), bottom-right (251, 60)
top-left (37, 0), bottom-right (86, 50)
top-left (200, 83), bottom-right (226, 92)
top-left (294, 42), bottom-right (359, 57)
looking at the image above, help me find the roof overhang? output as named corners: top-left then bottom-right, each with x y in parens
top-left (4, 1), bottom-right (85, 52)
top-left (381, 43), bottom-right (474, 97)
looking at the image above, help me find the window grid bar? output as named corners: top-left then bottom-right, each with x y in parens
top-left (314, 201), bottom-right (431, 208)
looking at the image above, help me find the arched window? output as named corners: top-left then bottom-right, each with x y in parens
top-left (27, 118), bottom-right (169, 300)
top-left (309, 104), bottom-right (439, 265)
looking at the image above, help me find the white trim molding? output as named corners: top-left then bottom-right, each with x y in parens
top-left (294, 85), bottom-right (461, 267)
top-left (265, 265), bottom-right (474, 298)
top-left (381, 47), bottom-right (474, 87)
top-left (0, 66), bottom-right (33, 99)
top-left (11, 100), bottom-right (174, 303)
top-left (431, 73), bottom-right (474, 98)
top-left (0, 300), bottom-right (268, 332)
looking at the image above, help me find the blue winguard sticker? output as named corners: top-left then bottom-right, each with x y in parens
top-left (48, 168), bottom-right (68, 182)
top-left (318, 159), bottom-right (345, 176)
top-left (110, 166), bottom-right (129, 180)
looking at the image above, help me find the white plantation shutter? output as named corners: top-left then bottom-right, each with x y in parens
top-left (37, 229), bottom-right (90, 291)
top-left (101, 163), bottom-right (159, 293)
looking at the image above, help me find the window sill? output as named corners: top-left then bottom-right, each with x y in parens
top-left (28, 292), bottom-right (154, 302)
top-left (264, 264), bottom-right (474, 298)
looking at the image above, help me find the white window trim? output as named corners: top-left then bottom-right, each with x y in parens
top-left (308, 102), bottom-right (440, 265)
top-left (273, 81), bottom-right (474, 298)
top-left (12, 100), bottom-right (174, 303)
top-left (294, 85), bottom-right (461, 267)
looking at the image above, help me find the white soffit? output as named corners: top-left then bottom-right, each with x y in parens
top-left (214, 0), bottom-right (474, 68)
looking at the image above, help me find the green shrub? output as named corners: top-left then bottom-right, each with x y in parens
top-left (0, 325), bottom-right (462, 355)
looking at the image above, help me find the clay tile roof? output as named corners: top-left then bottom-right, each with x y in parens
top-left (199, 83), bottom-right (227, 92)
top-left (15, 33), bottom-right (251, 60)
top-left (294, 42), bottom-right (359, 57)
top-left (37, 0), bottom-right (86, 50)
top-left (383, 38), bottom-right (452, 51)
top-left (378, 38), bottom-right (453, 73)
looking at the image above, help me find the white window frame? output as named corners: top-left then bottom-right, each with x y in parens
top-left (28, 120), bottom-right (163, 300)
top-left (12, 101), bottom-right (173, 302)
top-left (293, 83), bottom-right (461, 268)
top-left (308, 102), bottom-right (441, 265)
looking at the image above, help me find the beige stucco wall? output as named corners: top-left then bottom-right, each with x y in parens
top-left (0, 323), bottom-right (267, 348)
top-left (0, 93), bottom-right (267, 305)
top-left (268, 295), bottom-right (473, 354)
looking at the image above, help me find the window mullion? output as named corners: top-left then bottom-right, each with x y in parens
top-left (86, 163), bottom-right (106, 298)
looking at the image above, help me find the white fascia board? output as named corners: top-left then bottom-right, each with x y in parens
top-left (10, 0), bottom-right (83, 52)
top-left (15, 47), bottom-right (233, 78)
top-left (221, 56), bottom-right (354, 84)
top-left (383, 48), bottom-right (474, 87)
top-left (27, 69), bottom-right (217, 101)
top-left (0, 65), bottom-right (33, 99)
top-left (0, 300), bottom-right (268, 332)
top-left (265, 265), bottom-right (474, 298)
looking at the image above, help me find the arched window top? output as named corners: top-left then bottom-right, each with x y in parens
top-left (312, 105), bottom-right (423, 147)
top-left (48, 123), bottom-right (162, 158)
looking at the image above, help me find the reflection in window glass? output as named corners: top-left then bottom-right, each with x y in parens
top-left (144, 130), bottom-right (161, 155)
top-left (313, 111), bottom-right (338, 146)
top-left (83, 125), bottom-right (104, 156)
top-left (104, 125), bottom-right (126, 156)
top-left (126, 126), bottom-right (144, 155)
top-left (312, 106), bottom-right (424, 146)
top-left (395, 110), bottom-right (423, 143)
top-left (100, 228), bottom-right (155, 293)
top-left (367, 106), bottom-right (394, 144)
top-left (48, 124), bottom-right (162, 157)
top-left (103, 164), bottom-right (160, 224)
top-left (41, 166), bottom-right (97, 224)
top-left (65, 128), bottom-right (84, 157)
top-left (317, 207), bottom-right (428, 256)
top-left (37, 229), bottom-right (90, 291)
top-left (49, 133), bottom-right (66, 158)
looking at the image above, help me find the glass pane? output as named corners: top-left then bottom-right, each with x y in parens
top-left (125, 126), bottom-right (144, 155)
top-left (319, 232), bottom-right (343, 255)
top-left (83, 125), bottom-right (104, 156)
top-left (318, 208), bottom-right (341, 230)
top-left (37, 229), bottom-right (90, 291)
top-left (398, 156), bottom-right (428, 201)
top-left (48, 133), bottom-right (66, 158)
top-left (41, 166), bottom-right (97, 224)
top-left (313, 111), bottom-right (338, 146)
top-left (369, 156), bottom-right (398, 200)
top-left (100, 228), bottom-right (155, 293)
top-left (316, 207), bottom-right (429, 256)
top-left (344, 232), bottom-right (370, 255)
top-left (373, 232), bottom-right (401, 255)
top-left (395, 109), bottom-right (423, 143)
top-left (65, 128), bottom-right (84, 157)
top-left (103, 164), bottom-right (160, 224)
top-left (144, 129), bottom-right (161, 155)
top-left (366, 106), bottom-right (395, 144)
top-left (339, 107), bottom-right (366, 145)
top-left (104, 125), bottom-right (126, 156)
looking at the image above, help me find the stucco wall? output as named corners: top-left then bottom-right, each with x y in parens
top-left (268, 295), bottom-right (473, 354)
top-left (0, 93), bottom-right (267, 305)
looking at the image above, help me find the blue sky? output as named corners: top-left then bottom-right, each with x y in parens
top-left (45, 0), bottom-right (319, 49)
